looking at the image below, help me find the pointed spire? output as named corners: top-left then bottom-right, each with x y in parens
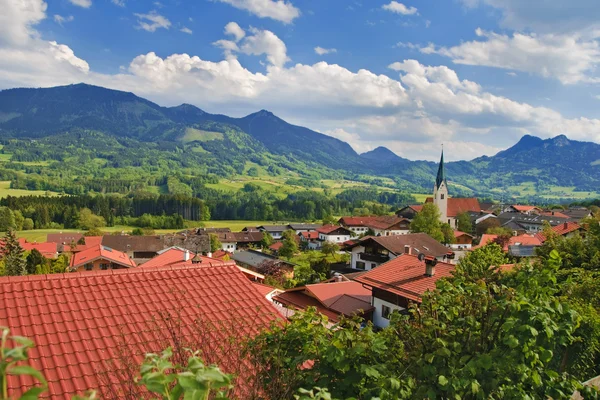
top-left (435, 148), bottom-right (446, 189)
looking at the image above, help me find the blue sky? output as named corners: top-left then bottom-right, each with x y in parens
top-left (2, 0), bottom-right (600, 161)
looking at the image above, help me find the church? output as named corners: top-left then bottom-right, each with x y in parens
top-left (397, 151), bottom-right (481, 228)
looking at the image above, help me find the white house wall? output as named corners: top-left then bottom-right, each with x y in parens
top-left (372, 297), bottom-right (405, 328)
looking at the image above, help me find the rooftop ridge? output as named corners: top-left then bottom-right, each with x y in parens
top-left (0, 261), bottom-right (239, 283)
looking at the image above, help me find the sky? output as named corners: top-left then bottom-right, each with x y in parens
top-left (2, 0), bottom-right (600, 161)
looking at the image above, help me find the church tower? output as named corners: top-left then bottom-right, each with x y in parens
top-left (433, 150), bottom-right (448, 224)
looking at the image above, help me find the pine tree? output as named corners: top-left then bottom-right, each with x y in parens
top-left (2, 230), bottom-right (27, 276)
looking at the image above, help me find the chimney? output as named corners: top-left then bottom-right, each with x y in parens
top-left (564, 222), bottom-right (568, 229)
top-left (425, 257), bottom-right (437, 277)
top-left (333, 273), bottom-right (343, 282)
top-left (207, 251), bottom-right (212, 258)
top-left (404, 245), bottom-right (411, 255)
top-left (184, 250), bottom-right (190, 261)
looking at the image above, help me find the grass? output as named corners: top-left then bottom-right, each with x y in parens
top-left (200, 220), bottom-right (287, 231)
top-left (0, 153), bottom-right (11, 162)
top-left (182, 128), bottom-right (224, 143)
top-left (412, 193), bottom-right (429, 203)
top-left (14, 226), bottom-right (183, 243)
top-left (0, 181), bottom-right (60, 199)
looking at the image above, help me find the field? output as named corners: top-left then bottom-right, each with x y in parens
top-left (0, 181), bottom-right (60, 199)
top-left (181, 128), bottom-right (224, 143)
top-left (503, 182), bottom-right (600, 200)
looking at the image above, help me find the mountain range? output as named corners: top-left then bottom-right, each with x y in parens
top-left (1, 83), bottom-right (599, 199)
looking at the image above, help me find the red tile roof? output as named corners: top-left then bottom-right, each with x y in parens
top-left (70, 244), bottom-right (137, 269)
top-left (62, 236), bottom-right (103, 253)
top-left (269, 242), bottom-right (284, 251)
top-left (274, 281), bottom-right (373, 321)
top-left (355, 254), bottom-right (455, 303)
top-left (0, 264), bottom-right (281, 399)
top-left (211, 250), bottom-right (232, 260)
top-left (18, 239), bottom-right (58, 258)
top-left (137, 247), bottom-right (225, 269)
top-left (339, 216), bottom-right (408, 230)
top-left (540, 211), bottom-right (570, 219)
top-left (252, 282), bottom-right (278, 297)
top-left (536, 222), bottom-right (583, 242)
top-left (316, 225), bottom-right (351, 235)
top-left (410, 205), bottom-right (423, 212)
top-left (511, 205), bottom-right (540, 213)
top-left (453, 230), bottom-right (473, 238)
top-left (299, 231), bottom-right (319, 240)
top-left (425, 197), bottom-right (481, 217)
top-left (474, 234), bottom-right (542, 251)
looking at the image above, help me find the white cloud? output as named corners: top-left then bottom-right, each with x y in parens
top-left (427, 29), bottom-right (600, 84)
top-left (382, 1), bottom-right (418, 15)
top-left (0, 0), bottom-right (47, 45)
top-left (506, 72), bottom-right (517, 76)
top-left (314, 46), bottom-right (337, 55)
top-left (53, 15), bottom-right (74, 26)
top-left (459, 0), bottom-right (600, 35)
top-left (224, 22), bottom-right (245, 42)
top-left (216, 0), bottom-right (300, 24)
top-left (111, 0), bottom-right (125, 6)
top-left (214, 25), bottom-right (289, 68)
top-left (180, 27), bottom-right (192, 34)
top-left (69, 0), bottom-right (91, 8)
top-left (134, 11), bottom-right (171, 32)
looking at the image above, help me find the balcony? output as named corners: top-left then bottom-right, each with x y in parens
top-left (359, 252), bottom-right (389, 263)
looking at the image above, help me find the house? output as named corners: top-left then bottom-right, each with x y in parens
top-left (257, 225), bottom-right (290, 240)
top-left (475, 233), bottom-right (543, 254)
top-left (395, 205), bottom-right (423, 220)
top-left (0, 264), bottom-right (281, 399)
top-left (17, 239), bottom-right (58, 259)
top-left (536, 222), bottom-right (585, 242)
top-left (560, 207), bottom-right (592, 221)
top-left (59, 236), bottom-right (103, 253)
top-left (355, 254), bottom-right (455, 328)
top-left (233, 231), bottom-right (263, 249)
top-left (348, 233), bottom-right (453, 271)
top-left (137, 246), bottom-right (225, 269)
top-left (451, 231), bottom-right (474, 250)
top-left (269, 241), bottom-right (283, 254)
top-left (232, 249), bottom-right (295, 279)
top-left (101, 233), bottom-right (211, 263)
top-left (46, 233), bottom-right (84, 246)
top-left (298, 230), bottom-right (319, 247)
top-left (506, 205), bottom-right (542, 215)
top-left (288, 223), bottom-right (322, 234)
top-left (273, 279), bottom-right (374, 323)
top-left (217, 232), bottom-right (239, 252)
top-left (338, 216), bottom-right (410, 236)
top-left (428, 150), bottom-right (481, 228)
top-left (497, 212), bottom-right (572, 234)
top-left (69, 244), bottom-right (137, 272)
top-left (312, 225), bottom-right (353, 250)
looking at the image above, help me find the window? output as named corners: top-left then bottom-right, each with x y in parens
top-left (356, 261), bottom-right (366, 270)
top-left (382, 305), bottom-right (392, 320)
top-left (441, 194), bottom-right (445, 199)
top-left (100, 263), bottom-right (109, 270)
top-left (84, 263), bottom-right (93, 271)
top-left (370, 263), bottom-right (376, 269)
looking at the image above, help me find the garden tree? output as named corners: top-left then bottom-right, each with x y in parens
top-left (0, 206), bottom-right (16, 231)
top-left (78, 208), bottom-right (106, 230)
top-left (2, 230), bottom-right (26, 276)
top-left (486, 226), bottom-right (513, 236)
top-left (209, 234), bottom-right (222, 253)
top-left (441, 223), bottom-right (455, 245)
top-left (279, 230), bottom-right (299, 260)
top-left (456, 212), bottom-right (473, 233)
top-left (248, 309), bottom-right (410, 400)
top-left (454, 243), bottom-right (508, 282)
top-left (322, 215), bottom-right (337, 226)
top-left (12, 210), bottom-right (24, 231)
top-left (26, 249), bottom-right (45, 275)
top-left (84, 227), bottom-right (104, 237)
top-left (260, 231), bottom-right (274, 249)
top-left (321, 241), bottom-right (340, 260)
top-left (131, 227), bottom-right (144, 236)
top-left (391, 251), bottom-right (591, 399)
top-left (476, 217), bottom-right (500, 236)
top-left (410, 203), bottom-right (444, 242)
top-left (21, 218), bottom-right (34, 231)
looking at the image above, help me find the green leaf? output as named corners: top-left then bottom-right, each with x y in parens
top-left (438, 375), bottom-right (449, 387)
top-left (9, 365), bottom-right (47, 385)
top-left (19, 386), bottom-right (47, 400)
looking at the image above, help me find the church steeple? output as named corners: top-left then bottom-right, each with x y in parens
top-left (435, 149), bottom-right (447, 190)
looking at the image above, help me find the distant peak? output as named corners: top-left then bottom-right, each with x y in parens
top-left (255, 109), bottom-right (274, 117)
top-left (550, 134), bottom-right (570, 146)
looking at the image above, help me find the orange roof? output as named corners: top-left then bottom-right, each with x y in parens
top-left (317, 225), bottom-right (351, 235)
top-left (453, 230), bottom-right (473, 238)
top-left (355, 254), bottom-right (455, 303)
top-left (137, 247), bottom-right (225, 269)
top-left (252, 282), bottom-right (278, 297)
top-left (70, 244), bottom-right (137, 269)
top-left (425, 197), bottom-right (481, 217)
top-left (540, 211), bottom-right (570, 219)
top-left (339, 215), bottom-right (409, 230)
top-left (305, 281), bottom-right (371, 307)
top-left (536, 222), bottom-right (582, 242)
top-left (299, 231), bottom-right (319, 240)
top-left (474, 234), bottom-right (542, 251)
top-left (62, 236), bottom-right (103, 253)
top-left (410, 205), bottom-right (423, 212)
top-left (269, 242), bottom-right (284, 251)
top-left (18, 239), bottom-right (58, 258)
top-left (211, 250), bottom-right (232, 260)
top-left (511, 205), bottom-right (539, 212)
top-left (0, 264), bottom-right (281, 399)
